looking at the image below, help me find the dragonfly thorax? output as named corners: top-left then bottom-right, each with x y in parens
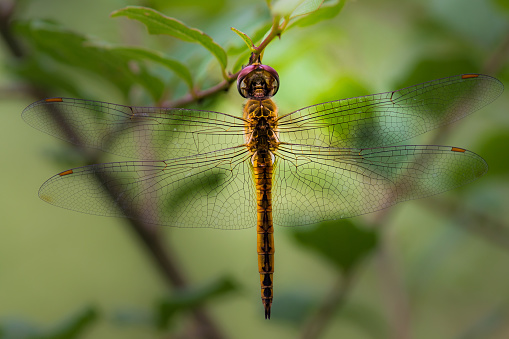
top-left (244, 98), bottom-right (280, 157)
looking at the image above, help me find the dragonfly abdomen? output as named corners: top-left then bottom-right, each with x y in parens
top-left (253, 150), bottom-right (275, 319)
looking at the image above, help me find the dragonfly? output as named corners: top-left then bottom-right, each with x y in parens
top-left (22, 64), bottom-right (503, 319)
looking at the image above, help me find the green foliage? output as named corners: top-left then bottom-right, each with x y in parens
top-left (290, 0), bottom-right (345, 28)
top-left (111, 6), bottom-right (228, 78)
top-left (494, 0), bottom-right (509, 12)
top-left (14, 20), bottom-right (165, 100)
top-left (292, 220), bottom-right (378, 275)
top-left (0, 307), bottom-right (98, 339)
top-left (108, 46), bottom-right (194, 91)
top-left (478, 130), bottom-right (509, 177)
top-left (271, 0), bottom-right (322, 18)
top-left (230, 27), bottom-right (255, 52)
top-left (13, 2), bottom-right (345, 103)
top-left (155, 276), bottom-right (238, 329)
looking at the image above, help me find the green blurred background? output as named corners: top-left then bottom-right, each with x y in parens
top-left (1, 0), bottom-right (509, 338)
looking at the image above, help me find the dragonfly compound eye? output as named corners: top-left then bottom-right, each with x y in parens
top-left (237, 64), bottom-right (279, 99)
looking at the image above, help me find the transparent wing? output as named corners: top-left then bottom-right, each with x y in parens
top-left (277, 74), bottom-right (503, 149)
top-left (38, 146), bottom-right (256, 229)
top-left (273, 143), bottom-right (487, 226)
top-left (22, 97), bottom-right (246, 159)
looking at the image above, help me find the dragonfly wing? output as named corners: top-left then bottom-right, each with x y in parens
top-left (277, 74), bottom-right (503, 149)
top-left (272, 143), bottom-right (487, 226)
top-left (22, 97), bottom-right (246, 159)
top-left (38, 146), bottom-right (256, 229)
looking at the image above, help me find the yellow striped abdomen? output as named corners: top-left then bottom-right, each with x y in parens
top-left (253, 150), bottom-right (275, 319)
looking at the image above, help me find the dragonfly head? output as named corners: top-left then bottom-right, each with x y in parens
top-left (237, 64), bottom-right (279, 100)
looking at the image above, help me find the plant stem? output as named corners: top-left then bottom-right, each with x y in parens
top-left (164, 72), bottom-right (239, 107)
top-left (252, 15), bottom-right (287, 62)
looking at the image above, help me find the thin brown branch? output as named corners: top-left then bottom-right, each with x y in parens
top-left (0, 0), bottom-right (23, 58)
top-left (164, 73), bottom-right (239, 107)
top-left (3, 4), bottom-right (227, 338)
top-left (374, 221), bottom-right (412, 339)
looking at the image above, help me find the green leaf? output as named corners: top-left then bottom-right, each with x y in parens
top-left (290, 0), bottom-right (324, 19)
top-left (231, 27), bottom-right (255, 51)
top-left (15, 20), bottom-right (166, 101)
top-left (155, 276), bottom-right (238, 329)
top-left (111, 6), bottom-right (228, 74)
top-left (292, 220), bottom-right (377, 275)
top-left (228, 22), bottom-right (272, 55)
top-left (478, 129), bottom-right (509, 177)
top-left (13, 57), bottom-right (83, 97)
top-left (44, 306), bottom-right (99, 339)
top-left (233, 50), bottom-right (252, 73)
top-left (109, 46), bottom-right (194, 91)
top-left (494, 0), bottom-right (509, 12)
top-left (271, 0), bottom-right (306, 17)
top-left (290, 0), bottom-right (345, 28)
top-left (0, 307), bottom-right (98, 339)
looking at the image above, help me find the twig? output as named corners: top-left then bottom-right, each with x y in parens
top-left (164, 74), bottom-right (238, 107)
top-left (0, 0), bottom-right (23, 58)
top-left (373, 217), bottom-right (412, 339)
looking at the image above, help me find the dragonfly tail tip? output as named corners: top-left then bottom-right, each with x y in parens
top-left (264, 304), bottom-right (271, 319)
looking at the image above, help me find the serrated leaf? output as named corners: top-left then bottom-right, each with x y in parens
top-left (155, 276), bottom-right (238, 329)
top-left (231, 27), bottom-right (255, 51)
top-left (292, 220), bottom-right (377, 275)
top-left (111, 6), bottom-right (228, 73)
top-left (109, 46), bottom-right (194, 90)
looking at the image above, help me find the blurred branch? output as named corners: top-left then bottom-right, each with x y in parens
top-left (423, 196), bottom-right (509, 250)
top-left (483, 32), bottom-right (509, 75)
top-left (373, 218), bottom-right (412, 339)
top-left (300, 274), bottom-right (353, 339)
top-left (0, 0), bottom-right (23, 58)
top-left (1, 4), bottom-right (227, 339)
